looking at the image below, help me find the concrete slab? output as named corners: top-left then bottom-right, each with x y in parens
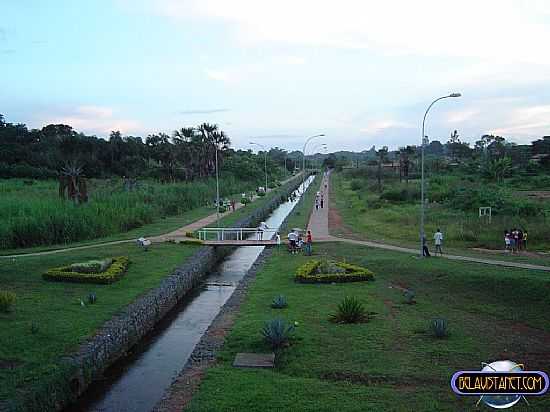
top-left (233, 353), bottom-right (275, 368)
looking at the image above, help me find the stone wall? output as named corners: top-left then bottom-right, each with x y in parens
top-left (9, 175), bottom-right (305, 412)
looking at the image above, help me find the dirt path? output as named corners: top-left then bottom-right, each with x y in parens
top-left (307, 172), bottom-right (330, 240)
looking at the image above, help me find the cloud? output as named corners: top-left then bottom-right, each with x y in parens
top-left (0, 49), bottom-right (15, 55)
top-left (489, 105), bottom-right (550, 140)
top-left (359, 119), bottom-right (413, 135)
top-left (43, 106), bottom-right (142, 135)
top-left (146, 0), bottom-right (550, 65)
top-left (446, 109), bottom-right (480, 123)
top-left (179, 108), bottom-right (230, 114)
top-left (0, 28), bottom-right (6, 42)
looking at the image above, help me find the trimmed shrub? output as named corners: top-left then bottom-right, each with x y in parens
top-left (350, 179), bottom-right (363, 191)
top-left (257, 191), bottom-right (266, 197)
top-left (330, 296), bottom-right (369, 324)
top-left (295, 260), bottom-right (374, 283)
top-left (0, 290), bottom-right (16, 312)
top-left (43, 256), bottom-right (130, 284)
top-left (261, 318), bottom-right (294, 349)
top-left (241, 197), bottom-right (251, 205)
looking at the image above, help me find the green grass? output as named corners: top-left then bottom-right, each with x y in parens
top-left (0, 241), bottom-right (199, 407)
top-left (330, 172), bottom-right (550, 265)
top-left (0, 177), bottom-right (263, 250)
top-left (187, 242), bottom-right (550, 411)
top-left (209, 174), bottom-right (304, 228)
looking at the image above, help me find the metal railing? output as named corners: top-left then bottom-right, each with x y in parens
top-left (197, 227), bottom-right (278, 242)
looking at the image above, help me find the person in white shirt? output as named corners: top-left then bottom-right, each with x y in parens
top-left (433, 228), bottom-right (444, 255)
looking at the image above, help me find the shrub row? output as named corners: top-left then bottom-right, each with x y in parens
top-left (43, 256), bottom-right (130, 284)
top-left (295, 260), bottom-right (374, 283)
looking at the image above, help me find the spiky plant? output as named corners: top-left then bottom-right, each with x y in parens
top-left (261, 318), bottom-right (294, 349)
top-left (88, 292), bottom-right (97, 304)
top-left (403, 289), bottom-right (416, 304)
top-left (271, 295), bottom-right (288, 309)
top-left (430, 318), bottom-right (449, 338)
top-left (329, 296), bottom-right (368, 324)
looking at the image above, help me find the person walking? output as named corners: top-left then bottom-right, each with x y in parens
top-left (433, 228), bottom-right (444, 256)
top-left (422, 234), bottom-right (430, 257)
top-left (305, 230), bottom-right (313, 256)
top-left (523, 230), bottom-right (528, 250)
top-left (504, 230), bottom-right (511, 252)
top-left (320, 193), bottom-right (324, 209)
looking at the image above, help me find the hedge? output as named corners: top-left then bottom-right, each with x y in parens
top-left (43, 256), bottom-right (130, 284)
top-left (295, 260), bottom-right (374, 283)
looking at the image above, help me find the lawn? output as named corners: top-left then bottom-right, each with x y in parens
top-left (0, 241), bottom-right (199, 409)
top-left (187, 242), bottom-right (550, 411)
top-left (330, 172), bottom-right (550, 265)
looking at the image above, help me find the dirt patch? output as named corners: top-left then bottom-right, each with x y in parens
top-left (516, 191), bottom-right (550, 201)
top-left (328, 202), bottom-right (358, 239)
top-left (383, 299), bottom-right (398, 319)
top-left (319, 371), bottom-right (441, 388)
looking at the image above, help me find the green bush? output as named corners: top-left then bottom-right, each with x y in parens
top-left (241, 197), bottom-right (251, 205)
top-left (0, 290), bottom-right (16, 312)
top-left (350, 179), bottom-right (363, 191)
top-left (257, 191), bottom-right (266, 197)
top-left (329, 296), bottom-right (369, 324)
top-left (43, 256), bottom-right (130, 284)
top-left (261, 318), bottom-right (294, 349)
top-left (295, 260), bottom-right (374, 283)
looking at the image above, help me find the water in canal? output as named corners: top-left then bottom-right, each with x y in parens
top-left (67, 176), bottom-right (314, 412)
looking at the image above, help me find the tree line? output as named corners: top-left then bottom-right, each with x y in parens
top-left (0, 114), bottom-right (297, 182)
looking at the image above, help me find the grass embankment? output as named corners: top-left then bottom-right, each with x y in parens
top-left (187, 242), bottom-right (550, 411)
top-left (0, 177), bottom-right (264, 251)
top-left (208, 174), bottom-right (304, 228)
top-left (330, 172), bottom-right (550, 265)
top-left (280, 175), bottom-right (321, 233)
top-left (0, 242), bottom-right (199, 409)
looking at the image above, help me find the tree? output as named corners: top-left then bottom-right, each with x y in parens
top-left (376, 146), bottom-right (389, 192)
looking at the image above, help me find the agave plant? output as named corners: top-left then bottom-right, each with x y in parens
top-left (430, 318), bottom-right (449, 338)
top-left (403, 289), bottom-right (416, 304)
top-left (329, 296), bottom-right (368, 324)
top-left (88, 292), bottom-right (97, 304)
top-left (271, 295), bottom-right (288, 309)
top-left (261, 318), bottom-right (294, 349)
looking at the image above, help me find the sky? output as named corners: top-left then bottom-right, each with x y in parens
top-left (2, 0), bottom-right (550, 152)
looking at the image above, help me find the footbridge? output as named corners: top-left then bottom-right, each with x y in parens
top-left (196, 227), bottom-right (280, 246)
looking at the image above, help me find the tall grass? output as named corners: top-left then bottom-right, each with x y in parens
top-left (0, 177), bottom-right (259, 249)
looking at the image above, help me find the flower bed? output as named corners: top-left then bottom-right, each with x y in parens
top-left (295, 259), bottom-right (374, 283)
top-left (43, 256), bottom-right (130, 284)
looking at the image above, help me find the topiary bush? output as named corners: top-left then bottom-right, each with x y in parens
top-left (0, 290), bottom-right (16, 313)
top-left (261, 318), bottom-right (294, 349)
top-left (329, 296), bottom-right (369, 324)
top-left (43, 256), bottom-right (130, 284)
top-left (295, 260), bottom-right (374, 283)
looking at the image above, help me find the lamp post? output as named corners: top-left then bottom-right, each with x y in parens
top-left (250, 142), bottom-right (268, 193)
top-left (420, 93), bottom-right (461, 257)
top-left (302, 134), bottom-right (325, 190)
top-left (309, 143), bottom-right (327, 171)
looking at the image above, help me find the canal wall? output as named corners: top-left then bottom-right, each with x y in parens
top-left (8, 175), bottom-right (305, 412)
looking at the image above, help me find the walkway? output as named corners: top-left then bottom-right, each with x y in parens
top-left (1, 175), bottom-right (300, 259)
top-left (306, 172), bottom-right (550, 272)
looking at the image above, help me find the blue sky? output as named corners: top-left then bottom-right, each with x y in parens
top-left (2, 0), bottom-right (550, 152)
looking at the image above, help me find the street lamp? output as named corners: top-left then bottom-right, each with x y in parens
top-left (302, 134), bottom-right (325, 190)
top-left (309, 143), bottom-right (327, 171)
top-left (250, 141), bottom-right (268, 193)
top-left (420, 92), bottom-right (461, 257)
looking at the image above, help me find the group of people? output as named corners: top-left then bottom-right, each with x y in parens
top-left (287, 229), bottom-right (313, 255)
top-left (315, 191), bottom-right (324, 210)
top-left (422, 228), bottom-right (444, 257)
top-left (504, 228), bottom-right (528, 252)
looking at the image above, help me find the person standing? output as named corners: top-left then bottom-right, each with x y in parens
top-left (523, 230), bottom-right (528, 250)
top-left (305, 230), bottom-right (313, 256)
top-left (433, 228), bottom-right (444, 256)
top-left (504, 230), bottom-right (511, 252)
top-left (320, 193), bottom-right (324, 209)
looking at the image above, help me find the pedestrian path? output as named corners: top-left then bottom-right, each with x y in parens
top-left (305, 172), bottom-right (550, 272)
top-left (306, 172), bottom-right (330, 240)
